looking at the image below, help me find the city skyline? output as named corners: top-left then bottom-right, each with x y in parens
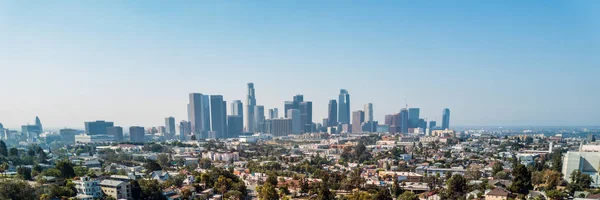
top-left (1, 1), bottom-right (599, 128)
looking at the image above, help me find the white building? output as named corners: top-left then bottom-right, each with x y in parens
top-left (74, 176), bottom-right (102, 199)
top-left (563, 151), bottom-right (600, 187)
top-left (75, 134), bottom-right (115, 143)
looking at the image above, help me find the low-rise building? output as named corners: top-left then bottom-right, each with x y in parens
top-left (74, 176), bottom-right (102, 199)
top-left (100, 179), bottom-right (132, 200)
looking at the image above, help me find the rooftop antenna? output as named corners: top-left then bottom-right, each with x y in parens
top-left (404, 98), bottom-right (408, 109)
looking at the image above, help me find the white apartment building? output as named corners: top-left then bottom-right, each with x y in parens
top-left (74, 176), bottom-right (102, 199)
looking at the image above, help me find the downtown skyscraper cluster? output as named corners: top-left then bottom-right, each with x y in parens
top-left (182, 83), bottom-right (450, 139)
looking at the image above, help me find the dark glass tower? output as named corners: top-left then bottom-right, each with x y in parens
top-left (328, 100), bottom-right (338, 126)
top-left (338, 89), bottom-right (350, 124)
top-left (442, 108), bottom-right (450, 130)
top-left (210, 95), bottom-right (227, 138)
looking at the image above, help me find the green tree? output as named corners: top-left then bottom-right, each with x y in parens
top-left (8, 147), bottom-right (18, 156)
top-left (492, 161), bottom-right (504, 176)
top-left (266, 172), bottom-right (278, 186)
top-left (138, 179), bottom-right (166, 200)
top-left (446, 174), bottom-right (467, 199)
top-left (398, 191), bottom-right (419, 200)
top-left (55, 159), bottom-right (76, 178)
top-left (257, 182), bottom-right (279, 200)
top-left (552, 150), bottom-right (563, 172)
top-left (157, 153), bottom-right (171, 169)
top-left (0, 179), bottom-right (37, 199)
top-left (17, 166), bottom-right (32, 180)
top-left (546, 189), bottom-right (567, 200)
top-left (509, 164), bottom-right (533, 195)
top-left (567, 170), bottom-right (593, 193)
top-left (144, 160), bottom-right (162, 173)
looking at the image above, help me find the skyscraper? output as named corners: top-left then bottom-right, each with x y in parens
top-left (408, 108), bottom-right (420, 128)
top-left (179, 120), bottom-right (191, 141)
top-left (245, 83), bottom-right (256, 132)
top-left (202, 95), bottom-right (211, 132)
top-left (400, 108), bottom-right (409, 133)
top-left (328, 100), bottom-right (338, 126)
top-left (268, 108), bottom-right (278, 119)
top-left (210, 95), bottom-right (227, 138)
top-left (227, 115), bottom-right (243, 138)
top-left (231, 100), bottom-right (244, 118)
top-left (165, 117), bottom-right (176, 139)
top-left (107, 126), bottom-right (124, 142)
top-left (188, 93), bottom-right (208, 134)
top-left (35, 116), bottom-right (43, 133)
top-left (352, 110), bottom-right (365, 133)
top-left (299, 101), bottom-right (312, 133)
top-left (287, 109), bottom-right (301, 134)
top-left (267, 118), bottom-right (292, 136)
top-left (254, 105), bottom-right (265, 133)
top-left (85, 120), bottom-right (114, 135)
top-left (364, 103), bottom-right (374, 122)
top-left (129, 126), bottom-right (145, 143)
top-left (284, 101), bottom-right (294, 118)
top-left (442, 108), bottom-right (451, 130)
top-left (338, 89), bottom-right (350, 124)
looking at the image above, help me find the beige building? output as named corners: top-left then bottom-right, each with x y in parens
top-left (100, 179), bottom-right (132, 200)
top-left (485, 187), bottom-right (511, 200)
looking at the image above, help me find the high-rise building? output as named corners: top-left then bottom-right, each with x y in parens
top-left (85, 120), bottom-right (114, 135)
top-left (400, 108), bottom-right (409, 133)
top-left (227, 115), bottom-right (243, 138)
top-left (165, 117), bottom-right (176, 140)
top-left (60, 128), bottom-right (81, 144)
top-left (202, 95), bottom-right (211, 132)
top-left (129, 126), bottom-right (145, 143)
top-left (352, 110), bottom-right (365, 133)
top-left (328, 100), bottom-right (338, 126)
top-left (35, 116), bottom-right (43, 133)
top-left (338, 89), bottom-right (350, 124)
top-left (22, 124), bottom-right (41, 141)
top-left (364, 103), bottom-right (373, 122)
top-left (287, 109), bottom-right (301, 134)
top-left (442, 108), bottom-right (451, 130)
top-left (384, 114), bottom-right (395, 126)
top-left (210, 95), bottom-right (227, 139)
top-left (254, 105), bottom-right (265, 133)
top-left (268, 108), bottom-right (278, 119)
top-left (231, 100), bottom-right (244, 118)
top-left (284, 101), bottom-right (294, 118)
top-left (429, 121), bottom-right (437, 130)
top-left (179, 121), bottom-right (191, 141)
top-left (299, 101), bottom-right (312, 133)
top-left (408, 108), bottom-right (420, 128)
top-left (245, 83), bottom-right (256, 132)
top-left (188, 93), bottom-right (208, 134)
top-left (267, 118), bottom-right (292, 136)
top-left (107, 126), bottom-right (124, 142)
top-left (419, 118), bottom-right (427, 132)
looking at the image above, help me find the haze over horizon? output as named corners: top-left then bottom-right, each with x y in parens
top-left (1, 1), bottom-right (599, 129)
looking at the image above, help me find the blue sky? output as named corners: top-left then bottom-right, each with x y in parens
top-left (1, 1), bottom-right (599, 128)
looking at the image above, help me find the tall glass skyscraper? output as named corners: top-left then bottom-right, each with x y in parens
top-left (231, 100), bottom-right (244, 117)
top-left (165, 117), bottom-right (176, 139)
top-left (245, 83), bottom-right (256, 132)
top-left (400, 108), bottom-right (409, 133)
top-left (210, 95), bottom-right (227, 138)
top-left (408, 108), bottom-right (420, 128)
top-left (364, 103), bottom-right (374, 122)
top-left (338, 89), bottom-right (350, 124)
top-left (442, 108), bottom-right (450, 130)
top-left (188, 93), bottom-right (208, 134)
top-left (254, 105), bottom-right (265, 133)
top-left (328, 100), bottom-right (338, 126)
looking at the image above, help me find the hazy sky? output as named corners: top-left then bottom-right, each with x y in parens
top-left (1, 1), bottom-right (599, 129)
